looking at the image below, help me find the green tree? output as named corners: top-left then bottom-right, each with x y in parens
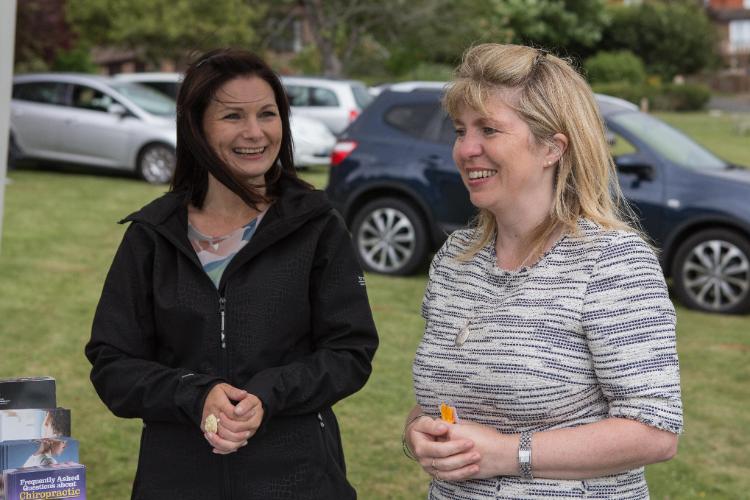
top-left (15, 0), bottom-right (79, 72)
top-left (600, 1), bottom-right (717, 80)
top-left (67, 0), bottom-right (263, 67)
top-left (381, 0), bottom-right (608, 78)
top-left (585, 50), bottom-right (646, 85)
top-left (489, 0), bottom-right (609, 55)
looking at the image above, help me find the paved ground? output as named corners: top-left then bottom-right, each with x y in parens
top-left (708, 93), bottom-right (750, 112)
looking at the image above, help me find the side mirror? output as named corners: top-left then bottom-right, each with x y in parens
top-left (107, 103), bottom-right (127, 117)
top-left (615, 155), bottom-right (655, 181)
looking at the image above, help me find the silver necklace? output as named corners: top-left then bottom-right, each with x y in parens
top-left (454, 268), bottom-right (530, 347)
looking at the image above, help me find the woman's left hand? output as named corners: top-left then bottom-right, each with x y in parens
top-left (435, 421), bottom-right (516, 480)
top-left (203, 390), bottom-right (264, 454)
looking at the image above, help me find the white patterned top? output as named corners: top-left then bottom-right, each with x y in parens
top-left (414, 219), bottom-right (683, 500)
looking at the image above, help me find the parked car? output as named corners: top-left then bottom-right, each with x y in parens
top-left (281, 76), bottom-right (373, 135)
top-left (10, 73), bottom-right (176, 184)
top-left (326, 87), bottom-right (750, 314)
top-left (114, 72), bottom-right (336, 168)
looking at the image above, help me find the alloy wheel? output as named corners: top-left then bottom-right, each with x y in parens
top-left (139, 144), bottom-right (175, 184)
top-left (357, 207), bottom-right (417, 273)
top-left (680, 239), bottom-right (750, 312)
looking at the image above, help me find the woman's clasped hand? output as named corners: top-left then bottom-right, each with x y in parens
top-left (201, 383), bottom-right (264, 454)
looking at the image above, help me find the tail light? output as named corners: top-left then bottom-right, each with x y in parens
top-left (331, 140), bottom-right (358, 167)
top-left (348, 109), bottom-right (359, 122)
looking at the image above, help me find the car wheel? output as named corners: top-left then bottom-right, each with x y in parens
top-left (671, 228), bottom-right (750, 314)
top-left (137, 143), bottom-right (175, 184)
top-left (351, 197), bottom-right (428, 275)
top-left (7, 134), bottom-right (20, 169)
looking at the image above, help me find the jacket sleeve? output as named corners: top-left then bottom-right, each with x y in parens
top-left (242, 212), bottom-right (379, 419)
top-left (582, 232), bottom-right (683, 434)
top-left (85, 224), bottom-right (224, 427)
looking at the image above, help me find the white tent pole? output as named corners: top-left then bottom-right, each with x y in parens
top-left (0, 0), bottom-right (18, 254)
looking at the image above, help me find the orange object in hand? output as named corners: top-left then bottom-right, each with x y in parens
top-left (439, 403), bottom-right (457, 423)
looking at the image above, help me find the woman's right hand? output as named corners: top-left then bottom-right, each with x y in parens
top-left (406, 415), bottom-right (481, 481)
top-left (202, 383), bottom-right (251, 454)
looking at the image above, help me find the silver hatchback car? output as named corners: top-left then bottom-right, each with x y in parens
top-left (10, 73), bottom-right (177, 184)
top-left (281, 76), bottom-right (373, 135)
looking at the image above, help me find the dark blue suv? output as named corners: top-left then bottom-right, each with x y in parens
top-left (326, 86), bottom-right (750, 314)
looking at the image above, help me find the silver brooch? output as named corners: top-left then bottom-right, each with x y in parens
top-left (455, 320), bottom-right (471, 347)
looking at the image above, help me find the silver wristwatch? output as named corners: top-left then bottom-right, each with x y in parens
top-left (518, 431), bottom-right (533, 480)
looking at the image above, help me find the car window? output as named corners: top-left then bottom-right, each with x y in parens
top-left (110, 81), bottom-right (176, 116)
top-left (351, 84), bottom-right (373, 109)
top-left (12, 82), bottom-right (66, 105)
top-left (286, 85), bottom-right (309, 106)
top-left (609, 111), bottom-right (726, 171)
top-left (140, 81), bottom-right (180, 100)
top-left (310, 87), bottom-right (339, 107)
top-left (72, 85), bottom-right (115, 112)
top-left (607, 130), bottom-right (637, 157)
top-left (385, 103), bottom-right (439, 138)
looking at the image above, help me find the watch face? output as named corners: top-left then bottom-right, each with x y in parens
top-left (519, 450), bottom-right (531, 462)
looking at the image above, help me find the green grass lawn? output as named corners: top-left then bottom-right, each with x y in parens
top-left (1, 112), bottom-right (748, 499)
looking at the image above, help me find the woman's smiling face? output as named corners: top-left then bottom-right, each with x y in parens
top-left (451, 92), bottom-right (555, 218)
top-left (202, 75), bottom-right (282, 187)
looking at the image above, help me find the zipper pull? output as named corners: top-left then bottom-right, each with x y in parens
top-left (219, 296), bottom-right (226, 349)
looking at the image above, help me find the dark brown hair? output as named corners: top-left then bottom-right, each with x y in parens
top-left (171, 48), bottom-right (309, 209)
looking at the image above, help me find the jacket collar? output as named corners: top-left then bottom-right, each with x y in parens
top-left (120, 178), bottom-right (333, 288)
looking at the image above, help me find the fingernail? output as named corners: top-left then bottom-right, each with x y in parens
top-left (245, 432), bottom-right (251, 439)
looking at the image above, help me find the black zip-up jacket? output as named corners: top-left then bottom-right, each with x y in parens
top-left (86, 181), bottom-right (378, 499)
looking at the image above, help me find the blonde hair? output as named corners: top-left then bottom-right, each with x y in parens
top-left (443, 43), bottom-right (640, 262)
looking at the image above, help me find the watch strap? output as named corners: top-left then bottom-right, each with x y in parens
top-left (518, 431), bottom-right (533, 480)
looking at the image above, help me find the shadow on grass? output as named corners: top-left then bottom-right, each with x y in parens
top-left (10, 159), bottom-right (146, 184)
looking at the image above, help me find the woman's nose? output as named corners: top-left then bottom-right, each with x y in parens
top-left (241, 118), bottom-right (263, 140)
top-left (454, 132), bottom-right (482, 159)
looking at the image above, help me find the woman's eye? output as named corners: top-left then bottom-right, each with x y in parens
top-left (482, 127), bottom-right (497, 135)
top-left (260, 110), bottom-right (278, 118)
top-left (223, 113), bottom-right (240, 120)
top-left (454, 128), bottom-right (466, 137)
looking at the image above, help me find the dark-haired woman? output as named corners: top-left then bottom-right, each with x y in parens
top-left (86, 49), bottom-right (378, 500)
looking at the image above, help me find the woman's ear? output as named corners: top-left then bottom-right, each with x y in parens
top-left (545, 133), bottom-right (568, 166)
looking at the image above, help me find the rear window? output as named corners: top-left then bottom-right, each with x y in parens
top-left (384, 103), bottom-right (439, 138)
top-left (286, 85), bottom-right (340, 107)
top-left (12, 82), bottom-right (67, 105)
top-left (310, 87), bottom-right (339, 106)
top-left (351, 84), bottom-right (373, 109)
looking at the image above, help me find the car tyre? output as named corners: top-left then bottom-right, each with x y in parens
top-left (351, 197), bottom-right (428, 275)
top-left (671, 228), bottom-right (750, 314)
top-left (137, 143), bottom-right (175, 184)
top-left (7, 134), bottom-right (20, 169)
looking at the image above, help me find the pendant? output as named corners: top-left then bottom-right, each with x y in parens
top-left (455, 321), bottom-right (470, 347)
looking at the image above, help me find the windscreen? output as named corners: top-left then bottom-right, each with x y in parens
top-left (111, 81), bottom-right (176, 117)
top-left (609, 111), bottom-right (726, 171)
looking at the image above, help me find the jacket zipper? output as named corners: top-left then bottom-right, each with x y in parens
top-left (218, 294), bottom-right (231, 499)
top-left (219, 296), bottom-right (227, 349)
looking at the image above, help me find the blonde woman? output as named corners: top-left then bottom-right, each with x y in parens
top-left (403, 44), bottom-right (682, 499)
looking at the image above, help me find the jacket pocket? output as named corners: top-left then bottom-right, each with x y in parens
top-left (313, 410), bottom-right (355, 499)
